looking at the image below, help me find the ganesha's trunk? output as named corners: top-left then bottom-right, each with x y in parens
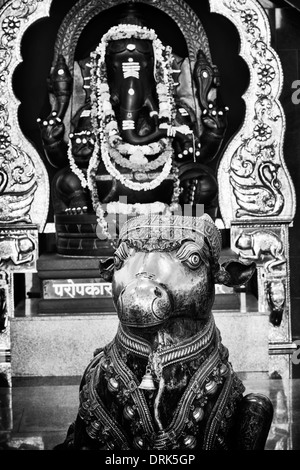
top-left (120, 124), bottom-right (166, 146)
top-left (118, 77), bottom-right (167, 146)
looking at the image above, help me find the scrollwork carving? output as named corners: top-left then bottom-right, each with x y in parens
top-left (230, 160), bottom-right (284, 218)
top-left (210, 0), bottom-right (296, 224)
top-left (0, 145), bottom-right (37, 223)
top-left (0, 0), bottom-right (50, 229)
top-left (0, 228), bottom-right (37, 271)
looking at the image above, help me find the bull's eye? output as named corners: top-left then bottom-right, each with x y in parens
top-left (187, 253), bottom-right (202, 270)
top-left (176, 241), bottom-right (203, 270)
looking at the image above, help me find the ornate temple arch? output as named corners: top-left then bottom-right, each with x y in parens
top-left (52, 0), bottom-right (213, 69)
top-left (0, 0), bottom-right (296, 383)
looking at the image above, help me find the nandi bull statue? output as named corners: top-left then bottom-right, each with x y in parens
top-left (56, 214), bottom-right (273, 450)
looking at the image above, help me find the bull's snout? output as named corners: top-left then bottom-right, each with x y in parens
top-left (116, 275), bottom-right (173, 328)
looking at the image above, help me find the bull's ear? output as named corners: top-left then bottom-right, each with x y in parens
top-left (215, 260), bottom-right (256, 287)
top-left (99, 257), bottom-right (114, 282)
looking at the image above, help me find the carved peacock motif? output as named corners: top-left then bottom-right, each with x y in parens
top-left (0, 145), bottom-right (37, 224)
top-left (230, 161), bottom-right (284, 218)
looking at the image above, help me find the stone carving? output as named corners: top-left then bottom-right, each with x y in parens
top-left (230, 156), bottom-right (284, 218)
top-left (55, 214), bottom-right (273, 450)
top-left (0, 229), bottom-right (37, 271)
top-left (0, 145), bottom-right (37, 223)
top-left (0, 0), bottom-right (50, 229)
top-left (234, 227), bottom-right (287, 327)
top-left (235, 230), bottom-right (286, 272)
top-left (210, 0), bottom-right (296, 225)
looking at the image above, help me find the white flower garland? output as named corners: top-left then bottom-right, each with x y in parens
top-left (67, 132), bottom-right (89, 188)
top-left (100, 139), bottom-right (173, 191)
top-left (88, 23), bottom-right (177, 188)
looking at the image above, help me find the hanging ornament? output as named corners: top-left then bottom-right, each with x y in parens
top-left (138, 365), bottom-right (156, 391)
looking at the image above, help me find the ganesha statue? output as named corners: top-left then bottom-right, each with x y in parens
top-left (39, 5), bottom-right (228, 256)
top-left (56, 214), bottom-right (273, 450)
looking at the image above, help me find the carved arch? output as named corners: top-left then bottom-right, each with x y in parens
top-left (52, 0), bottom-right (213, 73)
top-left (210, 0), bottom-right (296, 226)
top-left (0, 0), bottom-right (51, 231)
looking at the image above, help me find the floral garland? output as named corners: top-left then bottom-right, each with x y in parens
top-left (67, 131), bottom-right (90, 188)
top-left (108, 146), bottom-right (171, 172)
top-left (87, 23), bottom-right (178, 189)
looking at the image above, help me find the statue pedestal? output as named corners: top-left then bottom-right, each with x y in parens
top-left (214, 311), bottom-right (269, 373)
top-left (10, 314), bottom-right (119, 377)
top-left (10, 295), bottom-right (269, 377)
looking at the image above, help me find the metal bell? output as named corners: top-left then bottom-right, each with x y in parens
top-left (138, 369), bottom-right (156, 391)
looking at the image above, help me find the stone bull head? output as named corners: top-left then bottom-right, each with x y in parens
top-left (100, 213), bottom-right (256, 333)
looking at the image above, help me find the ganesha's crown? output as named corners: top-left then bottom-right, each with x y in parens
top-left (119, 213), bottom-right (222, 264)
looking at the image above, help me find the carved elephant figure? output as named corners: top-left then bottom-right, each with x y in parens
top-left (55, 214), bottom-right (273, 451)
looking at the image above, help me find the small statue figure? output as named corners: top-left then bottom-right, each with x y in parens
top-left (39, 6), bottom-right (228, 254)
top-left (0, 234), bottom-right (35, 267)
top-left (55, 214), bottom-right (273, 450)
top-left (236, 230), bottom-right (286, 272)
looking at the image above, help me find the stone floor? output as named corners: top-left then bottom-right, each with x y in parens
top-left (0, 374), bottom-right (299, 451)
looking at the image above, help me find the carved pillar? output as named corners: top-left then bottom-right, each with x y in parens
top-left (0, 0), bottom-right (51, 385)
top-left (231, 222), bottom-right (292, 342)
top-left (211, 0), bottom-right (296, 373)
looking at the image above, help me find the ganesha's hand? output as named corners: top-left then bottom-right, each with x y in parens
top-left (201, 104), bottom-right (229, 136)
top-left (37, 112), bottom-right (65, 146)
top-left (159, 123), bottom-right (201, 162)
top-left (69, 131), bottom-right (95, 167)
